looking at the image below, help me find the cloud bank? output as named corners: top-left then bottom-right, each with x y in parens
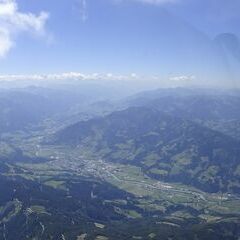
top-left (0, 0), bottom-right (49, 58)
top-left (0, 72), bottom-right (198, 89)
top-left (0, 72), bottom-right (141, 82)
top-left (170, 75), bottom-right (196, 82)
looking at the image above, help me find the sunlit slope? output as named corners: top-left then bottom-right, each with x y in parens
top-left (55, 107), bottom-right (240, 194)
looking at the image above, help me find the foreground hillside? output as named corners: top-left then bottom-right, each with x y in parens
top-left (0, 159), bottom-right (239, 240)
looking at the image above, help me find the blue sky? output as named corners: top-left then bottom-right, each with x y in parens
top-left (0, 0), bottom-right (240, 87)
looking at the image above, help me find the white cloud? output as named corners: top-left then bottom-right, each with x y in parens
top-left (73, 0), bottom-right (88, 22)
top-left (133, 0), bottom-right (178, 4)
top-left (79, 0), bottom-right (88, 21)
top-left (0, 72), bottom-right (197, 88)
top-left (0, 72), bottom-right (142, 82)
top-left (113, 0), bottom-right (178, 5)
top-left (169, 75), bottom-right (196, 82)
top-left (0, 28), bottom-right (12, 57)
top-left (0, 0), bottom-right (49, 58)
